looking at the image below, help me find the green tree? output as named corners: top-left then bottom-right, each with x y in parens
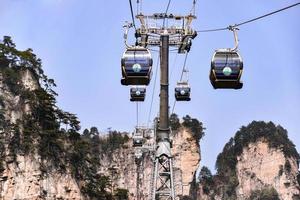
top-left (213, 121), bottom-right (300, 200)
top-left (99, 131), bottom-right (129, 153)
top-left (182, 115), bottom-right (205, 142)
top-left (169, 113), bottom-right (180, 131)
top-left (83, 129), bottom-right (90, 137)
top-left (0, 137), bottom-right (5, 172)
top-left (199, 166), bottom-right (213, 180)
top-left (198, 166), bottom-right (215, 195)
top-left (83, 175), bottom-right (112, 199)
top-left (285, 160), bottom-right (292, 173)
top-left (180, 196), bottom-right (193, 200)
top-left (90, 127), bottom-right (99, 136)
top-left (114, 188), bottom-right (129, 200)
top-left (248, 187), bottom-right (280, 200)
top-left (0, 36), bottom-right (128, 199)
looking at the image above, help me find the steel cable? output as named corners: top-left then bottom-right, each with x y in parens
top-left (197, 2), bottom-right (300, 33)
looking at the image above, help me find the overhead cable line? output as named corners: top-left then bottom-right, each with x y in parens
top-left (170, 54), bottom-right (178, 78)
top-left (169, 53), bottom-right (179, 115)
top-left (197, 27), bottom-right (228, 33)
top-left (235, 2), bottom-right (300, 27)
top-left (136, 102), bottom-right (139, 126)
top-left (147, 55), bottom-right (160, 125)
top-left (171, 53), bottom-right (189, 114)
top-left (129, 0), bottom-right (137, 30)
top-left (136, 0), bottom-right (140, 14)
top-left (197, 2), bottom-right (300, 33)
top-left (163, 0), bottom-right (172, 28)
top-left (179, 53), bottom-right (189, 81)
top-left (165, 0), bottom-right (172, 16)
top-left (171, 100), bottom-right (176, 115)
top-left (190, 0), bottom-right (197, 15)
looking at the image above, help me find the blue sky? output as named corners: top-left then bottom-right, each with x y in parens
top-left (1, 0), bottom-right (299, 171)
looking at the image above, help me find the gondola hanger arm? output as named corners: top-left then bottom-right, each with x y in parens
top-left (123, 21), bottom-right (134, 48)
top-left (228, 25), bottom-right (239, 52)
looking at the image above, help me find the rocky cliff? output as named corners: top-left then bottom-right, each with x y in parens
top-left (0, 154), bottom-right (83, 200)
top-left (173, 128), bottom-right (201, 197)
top-left (0, 69), bottom-right (201, 199)
top-left (236, 140), bottom-right (300, 200)
top-left (198, 121), bottom-right (300, 200)
top-left (0, 36), bottom-right (202, 199)
top-left (0, 52), bottom-right (84, 199)
top-left (95, 127), bottom-right (201, 200)
top-left (1, 36), bottom-right (299, 200)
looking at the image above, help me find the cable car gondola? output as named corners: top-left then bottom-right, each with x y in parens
top-left (121, 47), bottom-right (153, 86)
top-left (210, 26), bottom-right (243, 89)
top-left (130, 86), bottom-right (146, 102)
top-left (133, 127), bottom-right (144, 147)
top-left (210, 49), bottom-right (243, 89)
top-left (175, 81), bottom-right (191, 101)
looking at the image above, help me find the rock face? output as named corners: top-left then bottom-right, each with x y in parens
top-left (197, 138), bottom-right (300, 200)
top-left (95, 140), bottom-right (154, 200)
top-left (0, 69), bottom-right (84, 199)
top-left (173, 129), bottom-right (200, 197)
top-left (236, 140), bottom-right (300, 200)
top-left (0, 69), bottom-right (37, 124)
top-left (96, 128), bottom-right (201, 200)
top-left (0, 154), bottom-right (83, 200)
top-left (0, 66), bottom-right (201, 199)
top-left (0, 129), bottom-right (200, 200)
top-left (2, 49), bottom-right (299, 200)
top-left (1, 67), bottom-right (300, 200)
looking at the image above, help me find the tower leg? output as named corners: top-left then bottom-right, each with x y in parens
top-left (151, 154), bottom-right (175, 200)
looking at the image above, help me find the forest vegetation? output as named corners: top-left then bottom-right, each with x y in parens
top-left (0, 36), bottom-right (129, 199)
top-left (198, 121), bottom-right (300, 199)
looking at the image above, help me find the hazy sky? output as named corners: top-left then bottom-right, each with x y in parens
top-left (1, 0), bottom-right (299, 172)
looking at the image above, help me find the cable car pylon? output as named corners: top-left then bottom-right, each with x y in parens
top-left (119, 1), bottom-right (300, 198)
top-left (150, 34), bottom-right (176, 200)
top-left (122, 1), bottom-right (198, 199)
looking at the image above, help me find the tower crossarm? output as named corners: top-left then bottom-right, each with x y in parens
top-left (134, 13), bottom-right (197, 54)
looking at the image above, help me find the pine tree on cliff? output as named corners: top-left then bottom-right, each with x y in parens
top-left (0, 36), bottom-right (129, 199)
top-left (199, 121), bottom-right (300, 199)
